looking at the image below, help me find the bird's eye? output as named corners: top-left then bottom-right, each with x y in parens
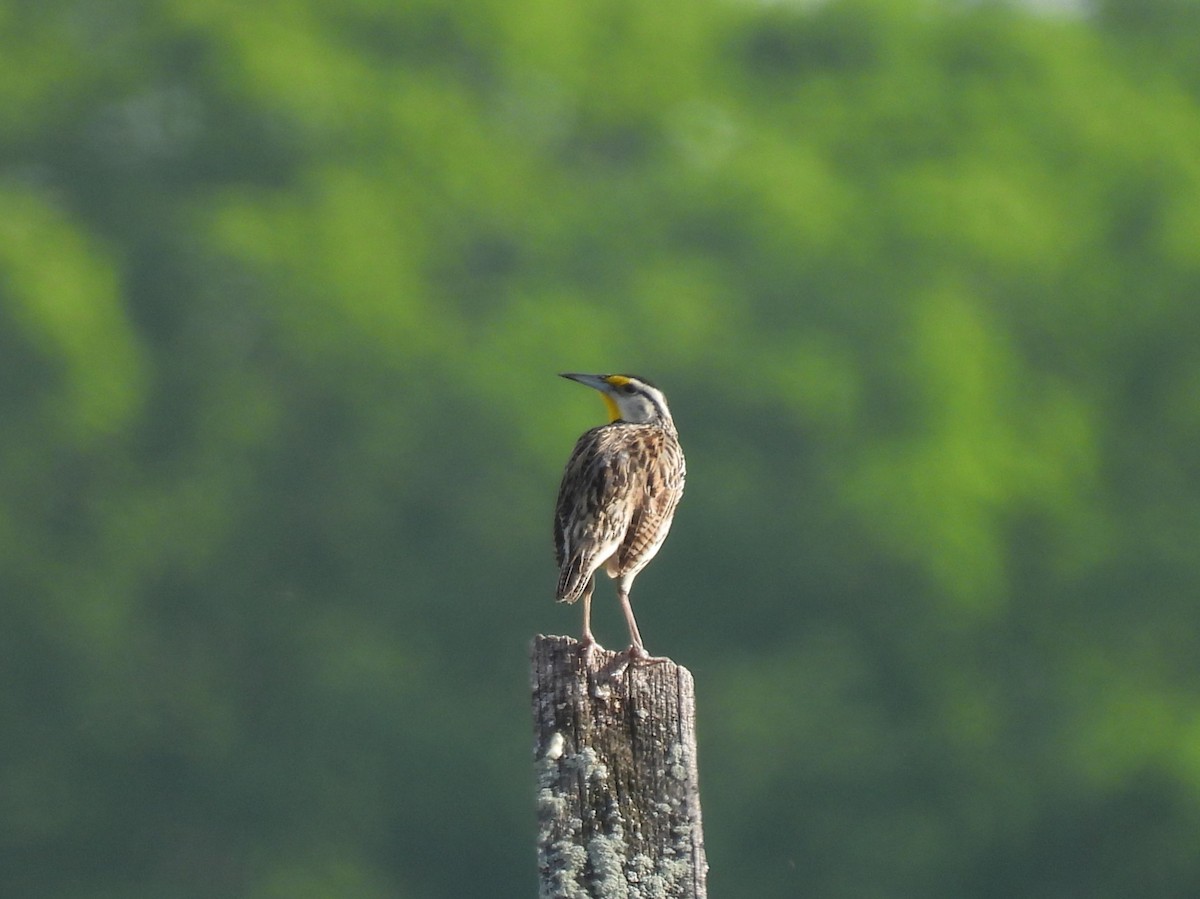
top-left (621, 384), bottom-right (636, 395)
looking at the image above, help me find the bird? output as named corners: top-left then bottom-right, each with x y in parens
top-left (553, 373), bottom-right (686, 660)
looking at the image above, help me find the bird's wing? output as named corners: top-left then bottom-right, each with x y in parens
top-left (554, 426), bottom-right (637, 602)
top-left (613, 431), bottom-right (686, 573)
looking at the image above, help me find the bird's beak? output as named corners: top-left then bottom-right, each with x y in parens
top-left (559, 372), bottom-right (612, 392)
top-left (560, 373), bottom-right (621, 422)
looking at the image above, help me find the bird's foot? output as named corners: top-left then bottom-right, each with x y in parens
top-left (624, 643), bottom-right (671, 665)
top-left (578, 634), bottom-right (605, 665)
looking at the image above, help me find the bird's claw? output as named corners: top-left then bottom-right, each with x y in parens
top-left (625, 644), bottom-right (671, 665)
top-left (578, 636), bottom-right (604, 663)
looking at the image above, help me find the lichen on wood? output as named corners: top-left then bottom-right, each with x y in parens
top-left (531, 635), bottom-right (707, 899)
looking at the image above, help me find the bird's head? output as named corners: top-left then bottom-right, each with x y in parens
top-left (560, 373), bottom-right (675, 429)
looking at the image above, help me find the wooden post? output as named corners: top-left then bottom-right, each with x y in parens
top-left (531, 634), bottom-right (708, 899)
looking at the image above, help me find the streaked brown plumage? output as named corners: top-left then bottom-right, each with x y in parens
top-left (554, 373), bottom-right (686, 659)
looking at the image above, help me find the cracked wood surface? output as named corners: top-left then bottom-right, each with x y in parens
top-left (531, 634), bottom-right (707, 899)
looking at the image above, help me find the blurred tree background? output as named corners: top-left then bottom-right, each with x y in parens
top-left (3, 0), bottom-right (1200, 895)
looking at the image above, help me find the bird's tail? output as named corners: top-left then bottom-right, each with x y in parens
top-left (556, 556), bottom-right (591, 604)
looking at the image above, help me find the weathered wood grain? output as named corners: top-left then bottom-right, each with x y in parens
top-left (531, 634), bottom-right (707, 899)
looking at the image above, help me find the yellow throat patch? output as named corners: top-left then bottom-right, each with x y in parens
top-left (601, 375), bottom-right (630, 422)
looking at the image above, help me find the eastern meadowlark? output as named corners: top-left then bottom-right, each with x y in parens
top-left (554, 373), bottom-right (686, 660)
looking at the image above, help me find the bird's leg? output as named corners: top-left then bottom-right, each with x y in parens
top-left (581, 587), bottom-right (595, 647)
top-left (617, 586), bottom-right (645, 651)
top-left (618, 587), bottom-right (669, 664)
top-left (578, 577), bottom-right (603, 661)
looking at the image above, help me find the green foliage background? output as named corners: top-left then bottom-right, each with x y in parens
top-left (4, 0), bottom-right (1200, 895)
